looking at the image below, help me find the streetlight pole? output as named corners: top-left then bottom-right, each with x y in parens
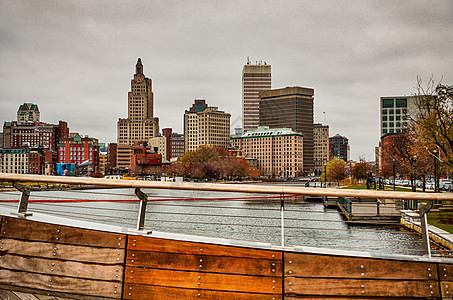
top-left (433, 150), bottom-right (438, 193)
top-left (324, 162), bottom-right (327, 188)
top-left (393, 158), bottom-right (396, 191)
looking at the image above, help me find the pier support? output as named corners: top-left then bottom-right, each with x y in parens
top-left (419, 201), bottom-right (433, 258)
top-left (11, 182), bottom-right (33, 218)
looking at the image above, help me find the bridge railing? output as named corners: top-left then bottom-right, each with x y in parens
top-left (1, 173), bottom-right (453, 259)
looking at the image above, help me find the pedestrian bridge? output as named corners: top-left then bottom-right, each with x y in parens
top-left (1, 173), bottom-right (453, 299)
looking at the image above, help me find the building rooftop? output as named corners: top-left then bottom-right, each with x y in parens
top-left (234, 126), bottom-right (303, 139)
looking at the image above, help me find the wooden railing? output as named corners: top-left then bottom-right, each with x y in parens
top-left (1, 173), bottom-right (453, 299)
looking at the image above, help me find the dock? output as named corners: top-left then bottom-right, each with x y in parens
top-left (337, 196), bottom-right (402, 224)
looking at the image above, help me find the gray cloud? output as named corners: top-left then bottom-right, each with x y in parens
top-left (1, 0), bottom-right (452, 161)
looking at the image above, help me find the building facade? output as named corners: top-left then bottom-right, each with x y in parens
top-left (314, 123), bottom-right (329, 173)
top-left (106, 143), bottom-right (117, 174)
top-left (242, 60), bottom-right (271, 133)
top-left (149, 136), bottom-right (167, 161)
top-left (329, 134), bottom-right (349, 162)
top-left (259, 86), bottom-right (314, 173)
top-left (231, 126), bottom-right (303, 178)
top-left (57, 134), bottom-right (99, 172)
top-left (2, 121), bottom-right (68, 152)
top-left (17, 103), bottom-right (40, 124)
top-left (0, 149), bottom-right (29, 174)
top-left (380, 96), bottom-right (419, 137)
top-left (117, 58), bottom-right (159, 147)
top-left (184, 99), bottom-right (231, 153)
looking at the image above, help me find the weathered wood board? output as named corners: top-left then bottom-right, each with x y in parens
top-left (124, 267), bottom-right (281, 294)
top-left (126, 250), bottom-right (281, 276)
top-left (122, 283), bottom-right (282, 300)
top-left (128, 235), bottom-right (282, 259)
top-left (0, 269), bottom-right (122, 298)
top-left (285, 252), bottom-right (438, 280)
top-left (284, 277), bottom-right (439, 298)
top-left (1, 217), bottom-right (126, 248)
top-left (0, 217), bottom-right (125, 299)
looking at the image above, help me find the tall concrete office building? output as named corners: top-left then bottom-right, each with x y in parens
top-left (379, 96), bottom-right (419, 137)
top-left (117, 58), bottom-right (159, 146)
top-left (242, 59), bottom-right (271, 133)
top-left (259, 86), bottom-right (314, 173)
top-left (184, 99), bottom-right (230, 153)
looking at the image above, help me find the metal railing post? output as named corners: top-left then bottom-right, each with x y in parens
top-left (12, 182), bottom-right (33, 218)
top-left (419, 201), bottom-right (433, 258)
top-left (280, 193), bottom-right (285, 248)
top-left (133, 188), bottom-right (152, 234)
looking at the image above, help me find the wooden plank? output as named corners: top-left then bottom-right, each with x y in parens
top-left (440, 281), bottom-right (453, 299)
top-left (126, 250), bottom-right (281, 276)
top-left (2, 173), bottom-right (453, 202)
top-left (0, 269), bottom-right (122, 299)
top-left (1, 217), bottom-right (126, 249)
top-left (124, 266), bottom-right (282, 294)
top-left (0, 284), bottom-right (106, 300)
top-left (0, 253), bottom-right (123, 281)
top-left (439, 264), bottom-right (453, 281)
top-left (284, 278), bottom-right (439, 298)
top-left (128, 235), bottom-right (282, 259)
top-left (0, 238), bottom-right (124, 264)
top-left (285, 252), bottom-right (438, 280)
top-left (123, 283), bottom-right (282, 299)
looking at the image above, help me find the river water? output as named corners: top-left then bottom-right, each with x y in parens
top-left (0, 186), bottom-right (428, 257)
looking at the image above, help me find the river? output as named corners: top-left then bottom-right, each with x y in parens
top-left (0, 186), bottom-right (427, 257)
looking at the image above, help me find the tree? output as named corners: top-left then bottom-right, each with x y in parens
top-left (414, 78), bottom-right (453, 172)
top-left (352, 157), bottom-right (370, 182)
top-left (323, 158), bottom-right (347, 185)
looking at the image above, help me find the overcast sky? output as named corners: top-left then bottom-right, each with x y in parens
top-left (1, 1), bottom-right (452, 161)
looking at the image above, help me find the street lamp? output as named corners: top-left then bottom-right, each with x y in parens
top-left (323, 162), bottom-right (327, 188)
top-left (433, 149), bottom-right (438, 193)
top-left (393, 158), bottom-right (396, 191)
top-left (412, 155), bottom-right (417, 192)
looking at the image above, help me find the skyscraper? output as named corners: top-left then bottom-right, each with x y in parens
top-left (117, 58), bottom-right (159, 146)
top-left (242, 59), bottom-right (271, 133)
top-left (259, 86), bottom-right (314, 173)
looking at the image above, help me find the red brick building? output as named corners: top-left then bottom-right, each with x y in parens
top-left (130, 143), bottom-right (162, 176)
top-left (57, 134), bottom-right (99, 170)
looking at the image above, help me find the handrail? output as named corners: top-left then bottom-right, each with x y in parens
top-left (1, 173), bottom-right (452, 201)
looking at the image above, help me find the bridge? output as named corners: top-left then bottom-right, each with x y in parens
top-left (1, 173), bottom-right (453, 299)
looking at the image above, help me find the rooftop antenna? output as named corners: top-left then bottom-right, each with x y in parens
top-left (247, 56), bottom-right (250, 64)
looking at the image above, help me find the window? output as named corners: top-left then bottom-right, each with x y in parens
top-left (389, 122), bottom-right (394, 127)
top-left (389, 109), bottom-right (394, 114)
top-left (396, 98), bottom-right (407, 107)
top-left (383, 123), bottom-right (387, 128)
top-left (382, 99), bottom-right (394, 108)
top-left (389, 116), bottom-right (394, 121)
top-left (382, 116), bottom-right (387, 121)
top-left (396, 109), bottom-right (401, 114)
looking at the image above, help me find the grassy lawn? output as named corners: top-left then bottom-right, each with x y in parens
top-left (341, 184), bottom-right (412, 192)
top-left (428, 212), bottom-right (453, 234)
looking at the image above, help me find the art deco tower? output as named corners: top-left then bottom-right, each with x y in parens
top-left (117, 58), bottom-right (159, 146)
top-left (242, 59), bottom-right (271, 133)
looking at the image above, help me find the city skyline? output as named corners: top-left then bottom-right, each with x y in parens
top-left (1, 1), bottom-right (453, 161)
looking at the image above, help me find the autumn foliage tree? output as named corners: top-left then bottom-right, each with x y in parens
top-left (168, 145), bottom-right (259, 181)
top-left (320, 158), bottom-right (347, 185)
top-left (352, 157), bottom-right (371, 183)
top-left (414, 78), bottom-right (453, 172)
